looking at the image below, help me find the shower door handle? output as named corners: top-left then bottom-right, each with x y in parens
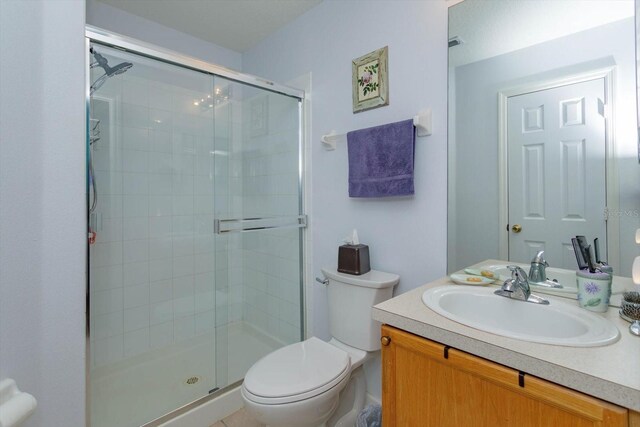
top-left (214, 215), bottom-right (307, 234)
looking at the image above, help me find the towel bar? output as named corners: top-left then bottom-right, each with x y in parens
top-left (320, 109), bottom-right (432, 151)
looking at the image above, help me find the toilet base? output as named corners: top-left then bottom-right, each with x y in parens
top-left (326, 365), bottom-right (367, 427)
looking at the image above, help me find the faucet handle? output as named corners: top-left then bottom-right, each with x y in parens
top-left (507, 265), bottom-right (529, 283)
top-left (532, 250), bottom-right (548, 266)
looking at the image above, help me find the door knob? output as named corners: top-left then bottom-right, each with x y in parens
top-left (511, 224), bottom-right (522, 233)
top-left (381, 336), bottom-right (391, 346)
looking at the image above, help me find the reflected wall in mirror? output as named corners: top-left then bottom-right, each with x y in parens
top-left (448, 0), bottom-right (640, 277)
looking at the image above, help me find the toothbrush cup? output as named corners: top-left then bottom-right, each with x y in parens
top-left (576, 270), bottom-right (612, 313)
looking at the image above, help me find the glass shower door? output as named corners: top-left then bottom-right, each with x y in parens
top-left (212, 77), bottom-right (304, 388)
top-left (88, 43), bottom-right (219, 427)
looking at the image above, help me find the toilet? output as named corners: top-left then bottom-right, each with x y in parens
top-left (241, 268), bottom-right (399, 427)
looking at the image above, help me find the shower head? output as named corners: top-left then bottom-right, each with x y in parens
top-left (108, 61), bottom-right (133, 76)
top-left (90, 47), bottom-right (133, 94)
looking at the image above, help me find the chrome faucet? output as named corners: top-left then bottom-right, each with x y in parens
top-left (529, 251), bottom-right (549, 283)
top-left (494, 265), bottom-right (549, 305)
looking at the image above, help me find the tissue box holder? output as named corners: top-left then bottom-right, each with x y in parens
top-left (338, 244), bottom-right (370, 275)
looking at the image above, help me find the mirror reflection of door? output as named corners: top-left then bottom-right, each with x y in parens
top-left (506, 78), bottom-right (607, 269)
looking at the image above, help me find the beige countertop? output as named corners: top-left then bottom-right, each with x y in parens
top-left (372, 260), bottom-right (640, 411)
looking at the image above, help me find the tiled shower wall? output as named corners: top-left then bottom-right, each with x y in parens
top-left (89, 70), bottom-right (304, 369)
top-left (238, 91), bottom-right (302, 345)
top-left (89, 72), bottom-right (242, 368)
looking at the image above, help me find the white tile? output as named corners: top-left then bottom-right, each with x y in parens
top-left (122, 195), bottom-right (149, 217)
top-left (148, 173), bottom-right (173, 195)
top-left (123, 328), bottom-right (149, 358)
top-left (267, 295), bottom-right (280, 318)
top-left (122, 78), bottom-right (149, 107)
top-left (194, 234), bottom-right (215, 254)
top-left (173, 255), bottom-right (195, 278)
top-left (150, 130), bottom-right (173, 153)
top-left (94, 171), bottom-right (123, 195)
top-left (91, 242), bottom-right (123, 267)
top-left (122, 172), bottom-right (148, 195)
top-left (194, 290), bottom-right (214, 313)
top-left (194, 215), bottom-right (214, 234)
top-left (149, 109), bottom-right (173, 132)
top-left (172, 196), bottom-right (194, 216)
top-left (194, 252), bottom-right (214, 274)
top-left (124, 283), bottom-right (149, 309)
top-left (123, 240), bottom-right (149, 264)
top-left (195, 271), bottom-right (215, 293)
top-left (123, 261), bottom-right (149, 287)
top-left (93, 335), bottom-right (124, 367)
top-left (148, 238), bottom-right (172, 260)
top-left (122, 217), bottom-right (149, 241)
top-left (95, 195), bottom-right (123, 219)
top-left (92, 311), bottom-right (123, 339)
top-left (174, 315), bottom-right (195, 341)
top-left (193, 175), bottom-right (213, 195)
top-left (91, 288), bottom-right (123, 316)
top-left (172, 215), bottom-right (194, 234)
top-left (121, 103), bottom-right (149, 129)
top-left (150, 300), bottom-right (173, 325)
top-left (121, 126), bottom-right (149, 151)
top-left (173, 133), bottom-right (196, 155)
top-left (148, 83), bottom-right (173, 111)
top-left (172, 173), bottom-right (194, 195)
top-left (91, 264), bottom-right (123, 292)
top-left (174, 154), bottom-right (195, 175)
top-left (195, 310), bottom-right (215, 335)
top-left (149, 321), bottom-right (173, 348)
top-left (194, 195), bottom-right (214, 214)
top-left (148, 195), bottom-right (173, 216)
top-left (148, 152), bottom-right (173, 174)
top-left (149, 259), bottom-right (173, 282)
top-left (173, 296), bottom-right (195, 318)
top-left (122, 149), bottom-right (148, 173)
top-left (195, 153), bottom-right (213, 176)
top-left (124, 305), bottom-right (149, 332)
top-left (150, 279), bottom-right (173, 304)
top-left (173, 275), bottom-right (195, 298)
top-left (149, 216), bottom-right (172, 239)
top-left (173, 235), bottom-right (194, 257)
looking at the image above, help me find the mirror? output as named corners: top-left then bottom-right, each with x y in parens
top-left (447, 0), bottom-right (639, 278)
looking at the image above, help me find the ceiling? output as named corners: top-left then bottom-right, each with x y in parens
top-left (449, 0), bottom-right (635, 67)
top-left (94, 0), bottom-right (323, 52)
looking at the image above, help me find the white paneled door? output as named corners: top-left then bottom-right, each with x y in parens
top-left (507, 78), bottom-right (606, 269)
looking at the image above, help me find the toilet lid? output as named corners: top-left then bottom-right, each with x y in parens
top-left (243, 337), bottom-right (350, 402)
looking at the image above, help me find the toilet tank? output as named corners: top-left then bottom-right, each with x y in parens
top-left (321, 268), bottom-right (399, 351)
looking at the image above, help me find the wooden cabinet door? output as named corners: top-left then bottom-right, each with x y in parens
top-left (381, 325), bottom-right (628, 427)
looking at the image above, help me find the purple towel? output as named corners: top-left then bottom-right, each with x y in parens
top-left (347, 119), bottom-right (415, 198)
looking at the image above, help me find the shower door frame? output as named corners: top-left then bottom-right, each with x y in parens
top-left (85, 26), bottom-right (307, 427)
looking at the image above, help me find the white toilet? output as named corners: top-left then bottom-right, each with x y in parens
top-left (241, 268), bottom-right (399, 427)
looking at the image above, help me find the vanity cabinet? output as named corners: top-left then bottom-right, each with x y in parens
top-left (381, 325), bottom-right (636, 427)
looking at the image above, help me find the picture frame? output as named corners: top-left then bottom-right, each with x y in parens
top-left (352, 46), bottom-right (389, 113)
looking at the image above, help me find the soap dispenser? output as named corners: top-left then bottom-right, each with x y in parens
top-left (337, 229), bottom-right (370, 275)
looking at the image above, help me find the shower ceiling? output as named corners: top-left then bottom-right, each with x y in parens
top-left (92, 0), bottom-right (323, 52)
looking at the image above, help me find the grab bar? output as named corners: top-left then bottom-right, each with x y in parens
top-left (214, 215), bottom-right (307, 234)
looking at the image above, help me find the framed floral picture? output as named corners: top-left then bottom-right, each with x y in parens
top-left (352, 46), bottom-right (388, 113)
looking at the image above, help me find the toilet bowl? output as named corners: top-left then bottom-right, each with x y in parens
top-left (241, 268), bottom-right (399, 427)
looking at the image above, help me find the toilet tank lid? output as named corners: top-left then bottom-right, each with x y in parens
top-left (321, 268), bottom-right (399, 289)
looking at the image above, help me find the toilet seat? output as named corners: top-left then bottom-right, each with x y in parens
top-left (242, 337), bottom-right (351, 405)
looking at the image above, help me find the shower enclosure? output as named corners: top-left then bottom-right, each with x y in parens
top-left (86, 28), bottom-right (305, 427)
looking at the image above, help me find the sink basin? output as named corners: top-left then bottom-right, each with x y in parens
top-left (422, 285), bottom-right (620, 347)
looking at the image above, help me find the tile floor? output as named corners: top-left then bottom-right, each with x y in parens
top-left (210, 408), bottom-right (264, 427)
